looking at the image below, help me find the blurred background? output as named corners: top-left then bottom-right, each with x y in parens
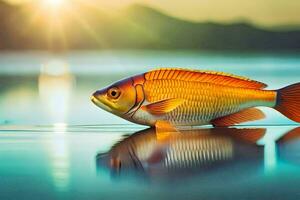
top-left (1, 2), bottom-right (300, 199)
top-left (0, 0), bottom-right (300, 126)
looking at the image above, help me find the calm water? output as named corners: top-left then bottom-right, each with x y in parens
top-left (1, 50), bottom-right (300, 200)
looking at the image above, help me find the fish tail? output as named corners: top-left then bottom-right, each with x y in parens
top-left (275, 83), bottom-right (300, 122)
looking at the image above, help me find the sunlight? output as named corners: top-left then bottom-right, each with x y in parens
top-left (257, 127), bottom-right (295, 174)
top-left (42, 0), bottom-right (65, 7)
top-left (23, 0), bottom-right (120, 50)
top-left (38, 60), bottom-right (75, 123)
top-left (47, 123), bottom-right (70, 191)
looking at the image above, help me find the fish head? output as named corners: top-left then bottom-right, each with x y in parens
top-left (96, 148), bottom-right (144, 174)
top-left (91, 78), bottom-right (137, 116)
top-left (96, 130), bottom-right (156, 173)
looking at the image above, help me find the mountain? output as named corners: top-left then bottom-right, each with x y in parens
top-left (0, 2), bottom-right (300, 51)
top-left (124, 5), bottom-right (300, 50)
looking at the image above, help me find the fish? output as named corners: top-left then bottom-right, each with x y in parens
top-left (91, 68), bottom-right (300, 128)
top-left (96, 127), bottom-right (266, 179)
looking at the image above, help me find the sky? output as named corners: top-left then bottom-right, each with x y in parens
top-left (3, 0), bottom-right (300, 27)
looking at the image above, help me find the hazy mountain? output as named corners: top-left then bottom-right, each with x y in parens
top-left (0, 2), bottom-right (300, 51)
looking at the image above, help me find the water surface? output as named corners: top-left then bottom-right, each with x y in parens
top-left (1, 50), bottom-right (300, 199)
top-left (1, 125), bottom-right (300, 200)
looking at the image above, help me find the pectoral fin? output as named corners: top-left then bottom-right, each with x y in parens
top-left (211, 108), bottom-right (265, 127)
top-left (155, 120), bottom-right (178, 142)
top-left (142, 98), bottom-right (184, 115)
top-left (147, 148), bottom-right (167, 164)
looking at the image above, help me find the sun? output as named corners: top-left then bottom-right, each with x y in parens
top-left (42, 0), bottom-right (65, 7)
top-left (27, 0), bottom-right (107, 50)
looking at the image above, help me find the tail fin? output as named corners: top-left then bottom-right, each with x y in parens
top-left (275, 83), bottom-right (300, 122)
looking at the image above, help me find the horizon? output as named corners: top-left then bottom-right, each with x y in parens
top-left (2, 0), bottom-right (300, 29)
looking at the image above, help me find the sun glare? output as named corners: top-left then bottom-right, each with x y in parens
top-left (43, 0), bottom-right (65, 7)
top-left (27, 0), bottom-right (110, 49)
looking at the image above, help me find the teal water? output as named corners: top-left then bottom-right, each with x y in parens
top-left (1, 51), bottom-right (300, 200)
top-left (1, 125), bottom-right (300, 200)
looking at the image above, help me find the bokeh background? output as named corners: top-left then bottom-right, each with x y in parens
top-left (1, 0), bottom-right (300, 50)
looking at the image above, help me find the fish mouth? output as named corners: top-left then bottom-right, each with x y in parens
top-left (91, 94), bottom-right (113, 112)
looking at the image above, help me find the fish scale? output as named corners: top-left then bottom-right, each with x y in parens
top-left (163, 136), bottom-right (233, 169)
top-left (143, 79), bottom-right (274, 125)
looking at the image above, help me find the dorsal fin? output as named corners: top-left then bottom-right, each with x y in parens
top-left (144, 68), bottom-right (267, 89)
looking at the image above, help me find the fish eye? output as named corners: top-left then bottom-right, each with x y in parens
top-left (108, 87), bottom-right (121, 99)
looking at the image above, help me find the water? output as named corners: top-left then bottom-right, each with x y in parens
top-left (0, 50), bottom-right (300, 200)
top-left (1, 125), bottom-right (300, 200)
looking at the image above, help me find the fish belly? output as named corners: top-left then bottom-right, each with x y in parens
top-left (143, 80), bottom-right (276, 126)
top-left (163, 135), bottom-right (233, 169)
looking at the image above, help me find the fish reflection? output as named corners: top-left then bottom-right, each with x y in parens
top-left (278, 127), bottom-right (300, 165)
top-left (96, 127), bottom-right (266, 180)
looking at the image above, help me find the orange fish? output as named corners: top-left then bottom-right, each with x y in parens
top-left (91, 68), bottom-right (300, 128)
